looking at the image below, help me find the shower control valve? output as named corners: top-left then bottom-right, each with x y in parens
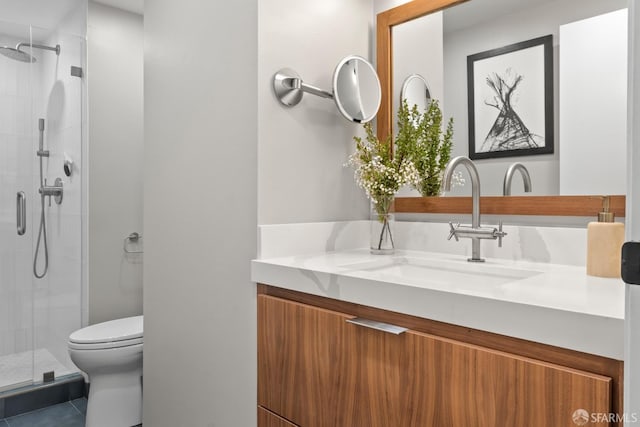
top-left (39, 178), bottom-right (64, 205)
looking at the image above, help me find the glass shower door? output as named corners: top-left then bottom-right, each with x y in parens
top-left (0, 23), bottom-right (35, 392)
top-left (31, 27), bottom-right (84, 383)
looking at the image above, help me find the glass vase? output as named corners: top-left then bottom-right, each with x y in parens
top-left (370, 203), bottom-right (395, 255)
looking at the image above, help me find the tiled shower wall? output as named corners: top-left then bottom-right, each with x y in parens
top-left (0, 31), bottom-right (36, 360)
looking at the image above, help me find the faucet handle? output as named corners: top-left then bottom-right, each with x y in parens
top-left (495, 221), bottom-right (507, 247)
top-left (448, 222), bottom-right (459, 242)
top-left (43, 179), bottom-right (52, 207)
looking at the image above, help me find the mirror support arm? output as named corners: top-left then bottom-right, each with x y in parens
top-left (284, 77), bottom-right (333, 100)
top-left (299, 82), bottom-right (333, 99)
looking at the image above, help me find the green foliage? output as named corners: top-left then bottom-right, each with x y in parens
top-left (347, 122), bottom-right (419, 217)
top-left (395, 99), bottom-right (454, 197)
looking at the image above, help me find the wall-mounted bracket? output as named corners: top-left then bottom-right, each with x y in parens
top-left (273, 68), bottom-right (333, 107)
top-left (70, 66), bottom-right (83, 78)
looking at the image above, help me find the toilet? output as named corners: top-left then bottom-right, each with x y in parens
top-left (68, 316), bottom-right (143, 427)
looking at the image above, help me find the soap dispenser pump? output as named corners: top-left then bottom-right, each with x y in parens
top-left (586, 196), bottom-right (625, 278)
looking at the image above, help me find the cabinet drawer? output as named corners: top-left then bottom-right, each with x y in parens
top-left (402, 329), bottom-right (612, 426)
top-left (258, 293), bottom-right (614, 427)
top-left (258, 406), bottom-right (298, 427)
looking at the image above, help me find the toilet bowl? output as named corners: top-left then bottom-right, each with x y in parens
top-left (68, 316), bottom-right (143, 427)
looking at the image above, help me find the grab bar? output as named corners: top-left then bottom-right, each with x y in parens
top-left (16, 191), bottom-right (26, 235)
top-left (124, 232), bottom-right (143, 254)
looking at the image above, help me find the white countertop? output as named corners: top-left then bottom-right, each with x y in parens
top-left (252, 249), bottom-right (625, 360)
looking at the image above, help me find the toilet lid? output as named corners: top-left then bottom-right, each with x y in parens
top-left (69, 315), bottom-right (143, 345)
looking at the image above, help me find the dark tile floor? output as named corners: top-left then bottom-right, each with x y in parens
top-left (0, 398), bottom-right (86, 427)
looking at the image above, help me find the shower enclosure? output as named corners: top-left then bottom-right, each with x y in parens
top-left (0, 9), bottom-right (85, 394)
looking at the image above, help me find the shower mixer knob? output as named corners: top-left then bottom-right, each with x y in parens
top-left (39, 178), bottom-right (64, 206)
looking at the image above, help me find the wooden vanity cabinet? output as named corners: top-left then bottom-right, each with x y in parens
top-left (258, 285), bottom-right (622, 427)
top-left (258, 407), bottom-right (298, 427)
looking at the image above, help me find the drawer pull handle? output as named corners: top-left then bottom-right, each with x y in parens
top-left (346, 317), bottom-right (407, 335)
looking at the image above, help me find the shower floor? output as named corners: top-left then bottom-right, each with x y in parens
top-left (0, 349), bottom-right (77, 393)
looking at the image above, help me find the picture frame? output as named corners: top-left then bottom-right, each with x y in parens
top-left (467, 35), bottom-right (554, 160)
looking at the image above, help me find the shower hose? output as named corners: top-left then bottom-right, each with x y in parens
top-left (33, 124), bottom-right (49, 279)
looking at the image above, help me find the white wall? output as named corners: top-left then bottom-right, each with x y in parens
top-left (87, 2), bottom-right (143, 325)
top-left (143, 0), bottom-right (258, 426)
top-left (374, 0), bottom-right (408, 15)
top-left (0, 0), bottom-right (85, 36)
top-left (559, 9), bottom-right (627, 195)
top-left (442, 0), bottom-right (627, 196)
top-left (258, 0), bottom-right (373, 224)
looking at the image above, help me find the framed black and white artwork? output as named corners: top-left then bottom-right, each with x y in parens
top-left (467, 35), bottom-right (553, 160)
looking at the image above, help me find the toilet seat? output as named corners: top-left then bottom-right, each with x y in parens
top-left (68, 337), bottom-right (143, 350)
top-left (69, 316), bottom-right (143, 350)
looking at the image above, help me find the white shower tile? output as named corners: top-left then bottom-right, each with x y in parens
top-left (14, 95), bottom-right (31, 136)
top-left (15, 64), bottom-right (32, 98)
top-left (0, 96), bottom-right (16, 134)
top-left (15, 135), bottom-right (33, 175)
top-left (4, 134), bottom-right (18, 172)
top-left (4, 63), bottom-right (19, 97)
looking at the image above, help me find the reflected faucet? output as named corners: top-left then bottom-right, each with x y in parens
top-left (442, 156), bottom-right (481, 229)
top-left (503, 162), bottom-right (532, 196)
top-left (441, 156), bottom-right (506, 262)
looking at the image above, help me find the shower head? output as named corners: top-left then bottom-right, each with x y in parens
top-left (0, 46), bottom-right (35, 62)
top-left (0, 42), bottom-right (60, 63)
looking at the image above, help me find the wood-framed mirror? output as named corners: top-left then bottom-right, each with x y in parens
top-left (376, 0), bottom-right (626, 217)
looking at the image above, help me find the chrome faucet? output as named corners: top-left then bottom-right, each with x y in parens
top-left (503, 162), bottom-right (532, 196)
top-left (441, 156), bottom-right (506, 262)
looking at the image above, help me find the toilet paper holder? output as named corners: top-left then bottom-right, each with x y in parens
top-left (124, 232), bottom-right (143, 254)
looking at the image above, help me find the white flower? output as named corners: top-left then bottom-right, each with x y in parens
top-left (346, 137), bottom-right (420, 213)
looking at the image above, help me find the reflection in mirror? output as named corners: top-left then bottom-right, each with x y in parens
top-left (503, 162), bottom-right (532, 196)
top-left (389, 0), bottom-right (627, 196)
top-left (401, 74), bottom-right (431, 113)
top-left (273, 55), bottom-right (381, 123)
top-left (391, 10), bottom-right (443, 133)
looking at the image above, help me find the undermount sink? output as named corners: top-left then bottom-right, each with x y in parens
top-left (338, 255), bottom-right (542, 292)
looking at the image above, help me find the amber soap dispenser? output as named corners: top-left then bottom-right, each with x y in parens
top-left (586, 196), bottom-right (625, 278)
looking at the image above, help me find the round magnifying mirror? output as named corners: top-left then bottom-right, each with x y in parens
top-left (401, 74), bottom-right (432, 112)
top-left (332, 55), bottom-right (381, 123)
